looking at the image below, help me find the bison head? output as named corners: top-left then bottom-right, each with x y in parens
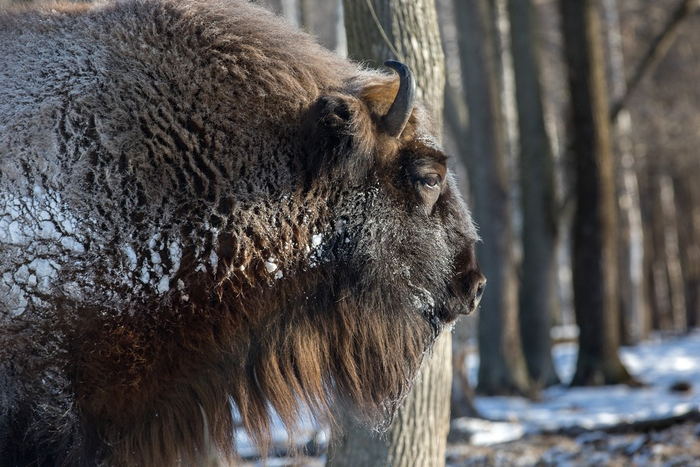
top-left (228, 61), bottom-right (486, 446)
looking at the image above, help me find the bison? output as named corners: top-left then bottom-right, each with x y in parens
top-left (0, 0), bottom-right (485, 465)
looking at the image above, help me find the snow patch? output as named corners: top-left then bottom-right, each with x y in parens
top-left (451, 418), bottom-right (525, 446)
top-left (265, 257), bottom-right (278, 274)
top-left (458, 331), bottom-right (700, 445)
top-left (124, 245), bottom-right (138, 272)
top-left (156, 275), bottom-right (170, 294)
top-left (169, 241), bottom-right (182, 272)
top-left (306, 232), bottom-right (330, 268)
top-left (209, 250), bottom-right (219, 271)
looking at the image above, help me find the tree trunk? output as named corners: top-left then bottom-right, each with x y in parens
top-left (659, 173), bottom-right (687, 331)
top-left (327, 2), bottom-right (450, 466)
top-left (507, 0), bottom-right (560, 388)
top-left (490, 0), bottom-right (518, 173)
top-left (645, 171), bottom-right (688, 333)
top-left (450, 348), bottom-right (481, 418)
top-left (454, 0), bottom-right (532, 396)
top-left (559, 0), bottom-right (636, 387)
top-left (674, 174), bottom-right (700, 329)
top-left (602, 0), bottom-right (648, 345)
top-left (638, 169), bottom-right (659, 333)
top-left (648, 171), bottom-right (674, 331)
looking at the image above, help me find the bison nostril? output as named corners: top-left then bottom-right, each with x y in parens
top-left (462, 278), bottom-right (486, 315)
top-left (474, 280), bottom-right (486, 302)
top-left (474, 277), bottom-right (486, 308)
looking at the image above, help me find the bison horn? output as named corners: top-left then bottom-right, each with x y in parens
top-left (382, 60), bottom-right (416, 138)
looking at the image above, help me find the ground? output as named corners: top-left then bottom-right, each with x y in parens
top-left (446, 421), bottom-right (700, 466)
top-left (240, 420), bottom-right (700, 466)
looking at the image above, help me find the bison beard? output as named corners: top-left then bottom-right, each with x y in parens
top-left (0, 0), bottom-right (484, 466)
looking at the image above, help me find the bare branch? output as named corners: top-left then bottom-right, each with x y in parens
top-left (611, 0), bottom-right (700, 121)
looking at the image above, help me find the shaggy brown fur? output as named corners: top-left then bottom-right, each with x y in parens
top-left (0, 1), bottom-right (484, 465)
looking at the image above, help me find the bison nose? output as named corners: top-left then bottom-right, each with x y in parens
top-left (467, 274), bottom-right (486, 314)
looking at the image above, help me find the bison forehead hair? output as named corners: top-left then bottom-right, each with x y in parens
top-left (0, 0), bottom-right (485, 465)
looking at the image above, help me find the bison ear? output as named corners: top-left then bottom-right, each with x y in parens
top-left (316, 95), bottom-right (353, 130)
top-left (302, 93), bottom-right (373, 182)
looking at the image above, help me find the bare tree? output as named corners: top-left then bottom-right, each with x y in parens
top-left (327, 1), bottom-right (450, 465)
top-left (644, 169), bottom-right (675, 331)
top-left (611, 0), bottom-right (700, 120)
top-left (674, 173), bottom-right (700, 328)
top-left (602, 0), bottom-right (648, 345)
top-left (659, 173), bottom-right (687, 331)
top-left (508, 0), bottom-right (561, 388)
top-left (559, 0), bottom-right (636, 386)
top-left (621, 0), bottom-right (700, 336)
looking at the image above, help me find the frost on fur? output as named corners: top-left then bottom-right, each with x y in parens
top-left (0, 1), bottom-right (484, 466)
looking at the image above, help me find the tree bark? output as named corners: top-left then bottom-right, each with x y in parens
top-left (559, 0), bottom-right (636, 386)
top-left (659, 173), bottom-right (687, 331)
top-left (327, 1), bottom-right (450, 466)
top-left (647, 171), bottom-right (674, 331)
top-left (645, 172), bottom-right (687, 333)
top-left (455, 0), bottom-right (531, 396)
top-left (637, 169), bottom-right (660, 333)
top-left (602, 0), bottom-right (648, 345)
top-left (674, 174), bottom-right (700, 329)
top-left (507, 0), bottom-right (560, 388)
top-left (450, 348), bottom-right (481, 419)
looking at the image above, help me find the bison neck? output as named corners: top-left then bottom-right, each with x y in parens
top-left (71, 266), bottom-right (436, 464)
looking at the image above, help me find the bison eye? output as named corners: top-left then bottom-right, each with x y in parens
top-left (416, 173), bottom-right (442, 211)
top-left (422, 174), bottom-right (442, 189)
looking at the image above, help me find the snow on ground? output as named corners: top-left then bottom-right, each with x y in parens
top-left (235, 411), bottom-right (327, 460)
top-left (458, 330), bottom-right (700, 445)
top-left (238, 330), bottom-right (700, 462)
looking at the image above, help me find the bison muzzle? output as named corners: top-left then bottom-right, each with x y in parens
top-left (0, 0), bottom-right (485, 465)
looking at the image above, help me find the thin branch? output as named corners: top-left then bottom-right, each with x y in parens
top-left (364, 0), bottom-right (404, 62)
top-left (610, 0), bottom-right (700, 121)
